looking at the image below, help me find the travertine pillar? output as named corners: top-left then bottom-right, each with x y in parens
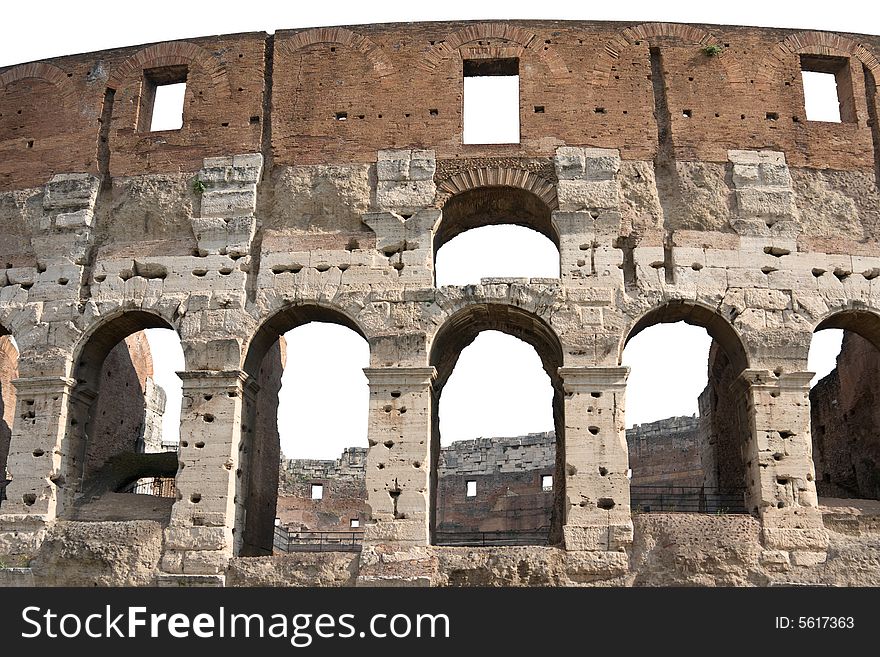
top-left (362, 367), bottom-right (435, 547)
top-left (559, 366), bottom-right (633, 551)
top-left (161, 370), bottom-right (248, 578)
top-left (0, 377), bottom-right (75, 558)
top-left (737, 369), bottom-right (827, 554)
top-left (1, 376), bottom-right (76, 518)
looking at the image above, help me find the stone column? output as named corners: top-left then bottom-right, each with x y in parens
top-left (737, 369), bottom-right (827, 558)
top-left (0, 376), bottom-right (75, 559)
top-left (559, 366), bottom-right (633, 551)
top-left (362, 367), bottom-right (435, 547)
top-left (160, 370), bottom-right (248, 582)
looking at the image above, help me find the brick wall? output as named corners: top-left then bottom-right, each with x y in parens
top-left (2, 22), bottom-right (878, 190)
top-left (85, 331), bottom-right (163, 477)
top-left (811, 332), bottom-right (880, 499)
top-left (0, 335), bottom-right (18, 479)
top-left (628, 416), bottom-right (703, 487)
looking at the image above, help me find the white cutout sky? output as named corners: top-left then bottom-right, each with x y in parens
top-left (3, 2), bottom-right (872, 457)
top-left (150, 83), bottom-right (185, 131)
top-left (463, 76), bottom-right (520, 144)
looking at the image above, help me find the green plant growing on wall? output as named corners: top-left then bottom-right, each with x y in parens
top-left (702, 44), bottom-right (724, 57)
top-left (192, 178), bottom-right (207, 194)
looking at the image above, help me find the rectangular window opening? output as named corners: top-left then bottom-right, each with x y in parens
top-left (350, 518), bottom-right (360, 528)
top-left (800, 55), bottom-right (855, 123)
top-left (463, 58), bottom-right (519, 144)
top-left (465, 480), bottom-right (477, 498)
top-left (541, 475), bottom-right (553, 491)
top-left (140, 65), bottom-right (187, 132)
top-left (310, 483), bottom-right (324, 500)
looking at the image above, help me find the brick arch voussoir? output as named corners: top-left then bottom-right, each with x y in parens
top-left (0, 62), bottom-right (76, 107)
top-left (595, 23), bottom-right (744, 87)
top-left (107, 42), bottom-right (231, 97)
top-left (436, 167), bottom-right (558, 209)
top-left (278, 27), bottom-right (395, 77)
top-left (417, 22), bottom-right (569, 78)
top-left (756, 31), bottom-right (880, 85)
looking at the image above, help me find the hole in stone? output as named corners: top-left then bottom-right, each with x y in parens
top-left (682, 109), bottom-right (692, 118)
top-left (390, 391), bottom-right (401, 398)
top-left (23, 494), bottom-right (36, 506)
top-left (195, 441), bottom-right (205, 448)
top-left (599, 466), bottom-right (608, 476)
top-left (377, 463), bottom-right (385, 469)
top-left (335, 112), bottom-right (348, 121)
top-left (773, 452), bottom-right (784, 461)
top-left (594, 107), bottom-right (606, 114)
top-left (776, 477), bottom-right (789, 485)
top-left (383, 404), bottom-right (393, 413)
top-left (764, 246), bottom-right (790, 257)
top-left (191, 493), bottom-right (202, 503)
top-left (203, 394), bottom-right (213, 401)
top-left (534, 105), bottom-right (545, 113)
top-left (181, 441), bottom-right (189, 448)
top-left (32, 448), bottom-right (45, 457)
top-left (779, 430), bottom-right (795, 439)
top-left (413, 461), bottom-right (421, 468)
top-left (429, 108), bottom-right (439, 116)
top-left (591, 391), bottom-right (602, 398)
top-left (203, 414), bottom-right (214, 423)
top-left (691, 263), bottom-right (703, 271)
top-left (383, 440), bottom-right (395, 448)
top-left (766, 112), bottom-right (779, 121)
top-left (597, 498), bottom-right (615, 510)
top-left (812, 268), bottom-right (826, 277)
top-left (588, 426), bottom-right (600, 435)
top-left (399, 406), bottom-right (407, 414)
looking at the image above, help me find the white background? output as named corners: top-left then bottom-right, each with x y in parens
top-left (1, 1), bottom-right (872, 458)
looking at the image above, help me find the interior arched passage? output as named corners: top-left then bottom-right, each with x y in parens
top-left (64, 311), bottom-right (181, 520)
top-left (429, 303), bottom-right (564, 545)
top-left (436, 186), bottom-right (558, 251)
top-left (240, 304), bottom-right (369, 556)
top-left (0, 325), bottom-right (18, 505)
top-left (810, 310), bottom-right (880, 501)
top-left (622, 302), bottom-right (751, 513)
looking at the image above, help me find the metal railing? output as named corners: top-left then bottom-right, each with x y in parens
top-left (630, 485), bottom-right (747, 514)
top-left (273, 526), bottom-right (364, 553)
top-left (434, 527), bottom-right (551, 547)
top-left (118, 477), bottom-right (177, 498)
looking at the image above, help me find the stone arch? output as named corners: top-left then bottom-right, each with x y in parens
top-left (756, 31), bottom-right (880, 84)
top-left (594, 22), bottom-right (744, 87)
top-left (622, 300), bottom-right (750, 374)
top-left (277, 27), bottom-right (395, 77)
top-left (622, 300), bottom-right (751, 496)
top-left (244, 301), bottom-right (368, 377)
top-left (0, 62), bottom-right (75, 106)
top-left (810, 307), bottom-right (880, 501)
top-left (61, 309), bottom-right (181, 518)
top-left (107, 41), bottom-right (232, 97)
top-left (814, 307), bottom-right (880, 351)
top-left (417, 22), bottom-right (569, 77)
top-left (435, 182), bottom-right (559, 257)
top-left (239, 301), bottom-right (370, 555)
top-left (429, 301), bottom-right (565, 544)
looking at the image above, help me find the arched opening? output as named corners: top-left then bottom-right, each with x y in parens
top-left (622, 303), bottom-right (750, 514)
top-left (0, 327), bottom-right (18, 507)
top-left (434, 186), bottom-right (560, 286)
top-left (430, 304), bottom-right (564, 546)
top-left (64, 311), bottom-right (184, 522)
top-left (241, 305), bottom-right (369, 556)
top-left (810, 311), bottom-right (880, 502)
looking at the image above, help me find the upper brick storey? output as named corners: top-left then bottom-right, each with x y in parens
top-left (2, 20), bottom-right (880, 190)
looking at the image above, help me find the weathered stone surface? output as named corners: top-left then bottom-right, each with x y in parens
top-left (29, 520), bottom-right (164, 586)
